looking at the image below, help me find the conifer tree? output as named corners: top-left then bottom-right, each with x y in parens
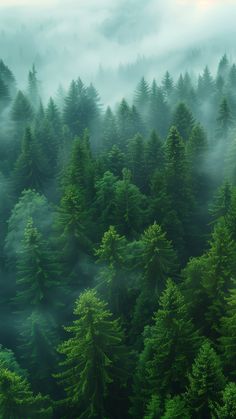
top-left (11, 90), bottom-right (33, 128)
top-left (0, 368), bottom-right (52, 418)
top-left (127, 133), bottom-right (147, 191)
top-left (56, 290), bottom-right (128, 419)
top-left (186, 341), bottom-right (225, 418)
top-left (203, 220), bottom-right (236, 336)
top-left (14, 127), bottom-right (45, 194)
top-left (114, 168), bottom-right (146, 237)
top-left (15, 218), bottom-right (59, 312)
top-left (131, 280), bottom-right (200, 418)
top-left (28, 65), bottom-right (40, 109)
top-left (172, 102), bottom-right (194, 142)
top-left (134, 76), bottom-right (150, 116)
top-left (105, 145), bottom-right (125, 177)
top-left (219, 280), bottom-right (236, 378)
top-left (217, 97), bottom-right (232, 139)
top-left (215, 382), bottom-right (236, 419)
top-left (0, 77), bottom-right (10, 112)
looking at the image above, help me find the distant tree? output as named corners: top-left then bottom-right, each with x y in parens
top-left (134, 76), bottom-right (150, 116)
top-left (127, 134), bottom-right (147, 191)
top-left (105, 145), bottom-right (125, 177)
top-left (11, 90), bottom-right (33, 128)
top-left (15, 218), bottom-right (59, 312)
top-left (0, 59), bottom-right (16, 96)
top-left (56, 290), bottom-right (128, 418)
top-left (217, 98), bottom-right (232, 139)
top-left (172, 102), bottom-right (194, 142)
top-left (0, 77), bottom-right (10, 112)
top-left (28, 65), bottom-right (40, 109)
top-left (113, 168), bottom-right (146, 237)
top-left (149, 80), bottom-right (170, 138)
top-left (14, 127), bottom-right (45, 194)
top-left (162, 71), bottom-right (174, 99)
top-left (102, 106), bottom-right (119, 150)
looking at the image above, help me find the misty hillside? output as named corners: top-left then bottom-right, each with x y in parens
top-left (1, 1), bottom-right (236, 419)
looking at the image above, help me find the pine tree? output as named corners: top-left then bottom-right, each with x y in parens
top-left (95, 226), bottom-right (127, 316)
top-left (217, 98), bottom-right (232, 139)
top-left (63, 80), bottom-right (80, 136)
top-left (127, 133), bottom-right (147, 191)
top-left (28, 65), bottom-right (40, 109)
top-left (14, 127), bottom-right (45, 194)
top-left (131, 280), bottom-right (200, 418)
top-left (145, 130), bottom-right (164, 182)
top-left (0, 367), bottom-right (52, 418)
top-left (149, 81), bottom-right (170, 138)
top-left (162, 395), bottom-right (190, 419)
top-left (11, 90), bottom-right (33, 127)
top-left (94, 171), bottom-right (118, 232)
top-left (219, 280), bottom-right (236, 378)
top-left (19, 310), bottom-right (58, 394)
top-left (162, 71), bottom-right (174, 99)
top-left (214, 382), bottom-right (236, 419)
top-left (116, 98), bottom-right (132, 148)
top-left (134, 76), bottom-right (150, 116)
top-left (0, 76), bottom-right (10, 112)
top-left (0, 59), bottom-right (16, 96)
top-left (203, 220), bottom-right (236, 336)
top-left (105, 145), bottom-right (125, 177)
top-left (217, 54), bottom-right (229, 79)
top-left (114, 168), bottom-right (146, 237)
top-left (186, 341), bottom-right (225, 418)
top-left (15, 218), bottom-right (59, 312)
top-left (102, 106), bottom-right (119, 150)
top-left (172, 102), bottom-right (194, 142)
top-left (56, 289), bottom-right (128, 419)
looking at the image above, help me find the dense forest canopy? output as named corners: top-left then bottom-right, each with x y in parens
top-left (0, 50), bottom-right (236, 417)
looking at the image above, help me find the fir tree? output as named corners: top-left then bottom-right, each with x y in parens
top-left (0, 367), bottom-right (52, 418)
top-left (56, 290), bottom-right (128, 419)
top-left (186, 341), bottom-right (225, 419)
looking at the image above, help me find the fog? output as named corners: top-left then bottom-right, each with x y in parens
top-left (0, 0), bottom-right (236, 104)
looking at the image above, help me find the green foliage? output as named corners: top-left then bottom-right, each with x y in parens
top-left (0, 368), bottom-right (52, 418)
top-left (56, 289), bottom-right (128, 418)
top-left (186, 341), bottom-right (225, 418)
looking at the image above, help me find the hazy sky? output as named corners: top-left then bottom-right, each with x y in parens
top-left (0, 0), bottom-right (235, 103)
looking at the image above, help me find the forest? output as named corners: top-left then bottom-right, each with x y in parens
top-left (0, 53), bottom-right (236, 418)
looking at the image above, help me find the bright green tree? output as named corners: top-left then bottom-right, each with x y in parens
top-left (186, 341), bottom-right (225, 418)
top-left (56, 289), bottom-right (128, 419)
top-left (0, 367), bottom-right (52, 418)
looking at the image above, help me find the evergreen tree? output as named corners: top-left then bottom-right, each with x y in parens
top-left (172, 102), bottom-right (194, 142)
top-left (15, 218), bottom-right (59, 312)
top-left (28, 65), bottom-right (40, 109)
top-left (215, 382), bottom-right (236, 419)
top-left (113, 168), bottom-right (146, 237)
top-left (217, 97), bottom-right (232, 139)
top-left (102, 106), bottom-right (119, 150)
top-left (56, 290), bottom-right (128, 419)
top-left (203, 220), bottom-right (236, 336)
top-left (127, 133), bottom-right (147, 191)
top-left (219, 280), bottom-right (236, 378)
top-left (186, 341), bottom-right (225, 419)
top-left (0, 59), bottom-right (16, 96)
top-left (0, 77), bottom-right (10, 112)
top-left (0, 368), bottom-right (52, 418)
top-left (145, 130), bottom-right (164, 182)
top-left (134, 76), bottom-right (150, 116)
top-left (131, 280), bottom-right (200, 418)
top-left (14, 127), bottom-right (45, 194)
top-left (162, 395), bottom-right (190, 419)
top-left (11, 90), bottom-right (33, 128)
top-left (105, 145), bottom-right (125, 178)
top-left (149, 81), bottom-right (170, 138)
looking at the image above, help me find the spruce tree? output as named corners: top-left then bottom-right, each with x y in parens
top-left (186, 341), bottom-right (225, 418)
top-left (172, 102), bottom-right (194, 142)
top-left (131, 280), bottom-right (200, 418)
top-left (15, 218), bottom-right (59, 311)
top-left (215, 382), bottom-right (236, 419)
top-left (56, 289), bottom-right (128, 419)
top-left (0, 367), bottom-right (52, 418)
top-left (14, 127), bottom-right (45, 194)
top-left (219, 280), bottom-right (236, 378)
